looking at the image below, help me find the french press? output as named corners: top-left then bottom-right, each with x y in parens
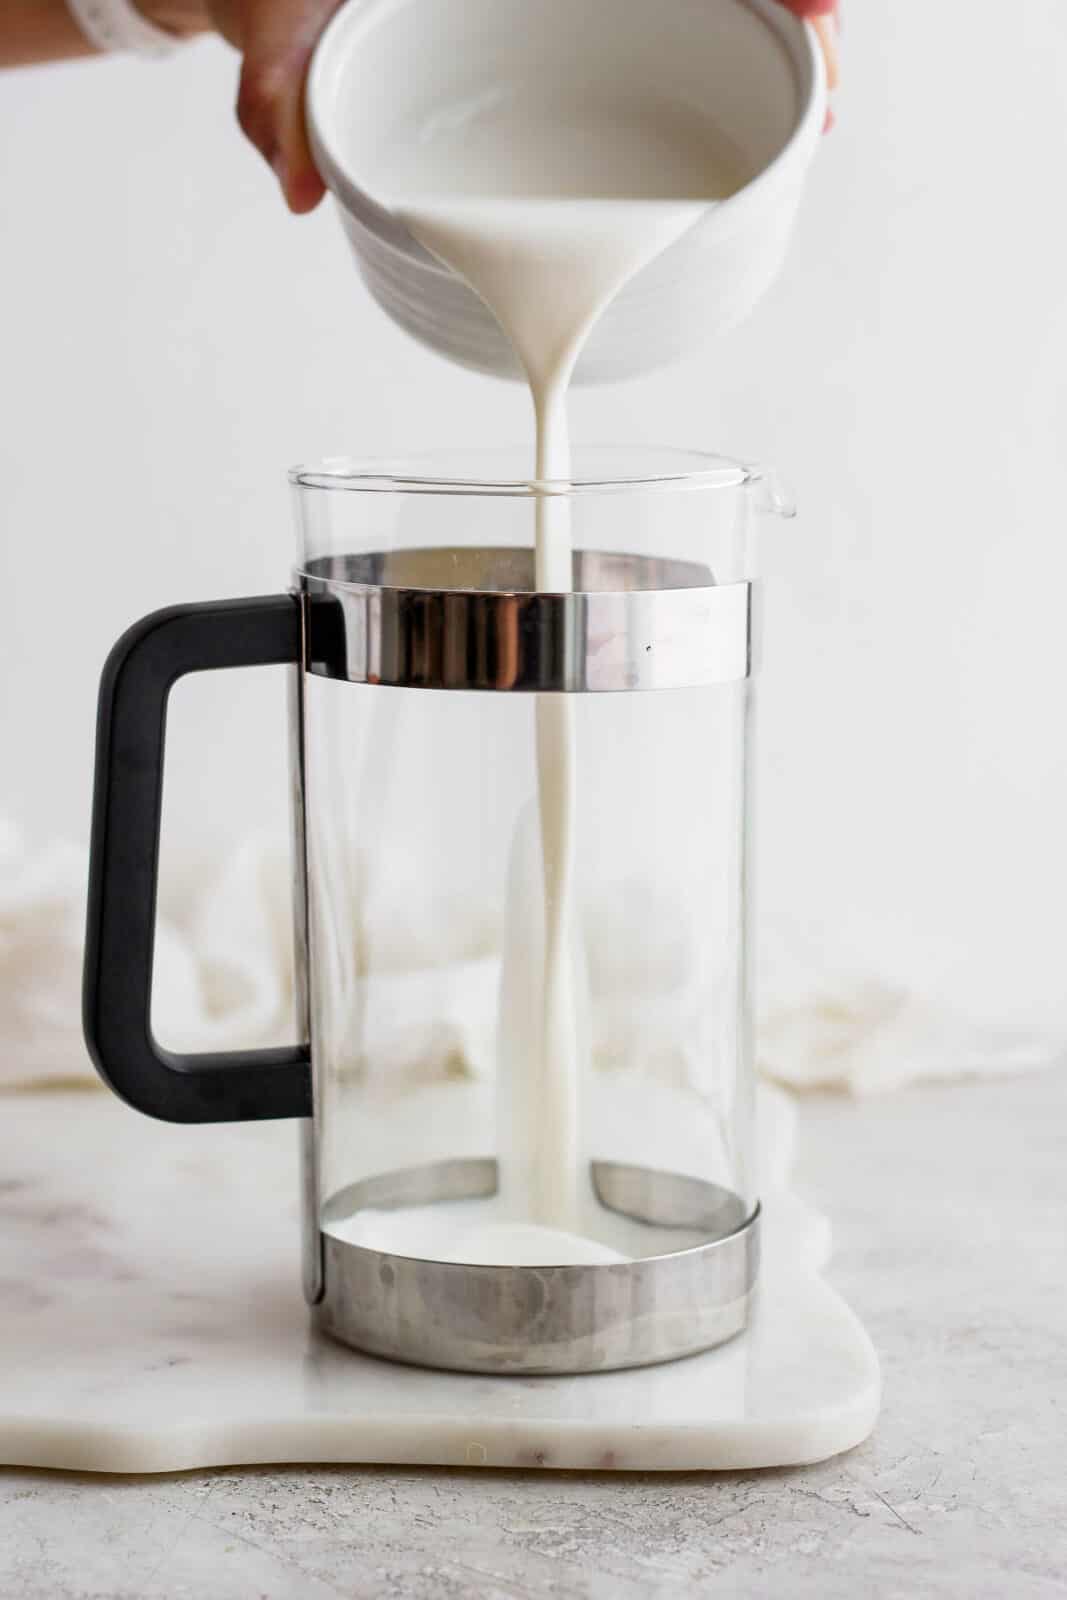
top-left (83, 446), bottom-right (772, 1375)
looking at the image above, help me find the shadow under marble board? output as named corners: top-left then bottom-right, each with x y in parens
top-left (0, 1087), bottom-right (879, 1474)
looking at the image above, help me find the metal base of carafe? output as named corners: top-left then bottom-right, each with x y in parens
top-left (310, 1159), bottom-right (759, 1376)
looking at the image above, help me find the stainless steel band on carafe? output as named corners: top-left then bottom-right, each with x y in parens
top-left (313, 1156), bottom-right (758, 1375)
top-left (301, 548), bottom-right (753, 693)
top-left (313, 1158), bottom-right (758, 1373)
top-left (84, 532), bottom-right (760, 1376)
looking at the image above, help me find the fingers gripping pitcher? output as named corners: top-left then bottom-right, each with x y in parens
top-left (83, 0), bottom-right (823, 1374)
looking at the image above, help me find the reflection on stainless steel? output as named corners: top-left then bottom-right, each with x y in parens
top-left (317, 1158), bottom-right (759, 1375)
top-left (299, 548), bottom-right (752, 693)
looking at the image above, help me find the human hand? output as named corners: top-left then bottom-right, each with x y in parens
top-left (208, 0), bottom-right (340, 211)
top-left (139, 0), bottom-right (340, 211)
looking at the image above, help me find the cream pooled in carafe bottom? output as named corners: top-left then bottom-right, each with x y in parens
top-left (381, 127), bottom-right (742, 1264)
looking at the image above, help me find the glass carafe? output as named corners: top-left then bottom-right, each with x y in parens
top-left (83, 447), bottom-right (783, 1374)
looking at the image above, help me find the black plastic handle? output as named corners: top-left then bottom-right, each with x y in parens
top-left (83, 595), bottom-right (312, 1123)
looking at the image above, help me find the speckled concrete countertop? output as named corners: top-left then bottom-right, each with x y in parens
top-left (3, 1069), bottom-right (1064, 1600)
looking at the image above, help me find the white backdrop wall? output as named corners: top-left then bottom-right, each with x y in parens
top-left (2, 4), bottom-right (1066, 1025)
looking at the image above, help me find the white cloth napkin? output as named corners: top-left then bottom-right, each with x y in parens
top-left (756, 926), bottom-right (1062, 1094)
top-left (0, 820), bottom-right (1061, 1096)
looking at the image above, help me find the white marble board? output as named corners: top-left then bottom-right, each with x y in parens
top-left (0, 1088), bottom-right (879, 1474)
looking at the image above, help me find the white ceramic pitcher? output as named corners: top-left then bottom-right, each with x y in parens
top-left (307, 0), bottom-right (826, 384)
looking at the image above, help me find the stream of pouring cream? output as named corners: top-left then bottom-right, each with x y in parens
top-left (395, 199), bottom-right (709, 1252)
